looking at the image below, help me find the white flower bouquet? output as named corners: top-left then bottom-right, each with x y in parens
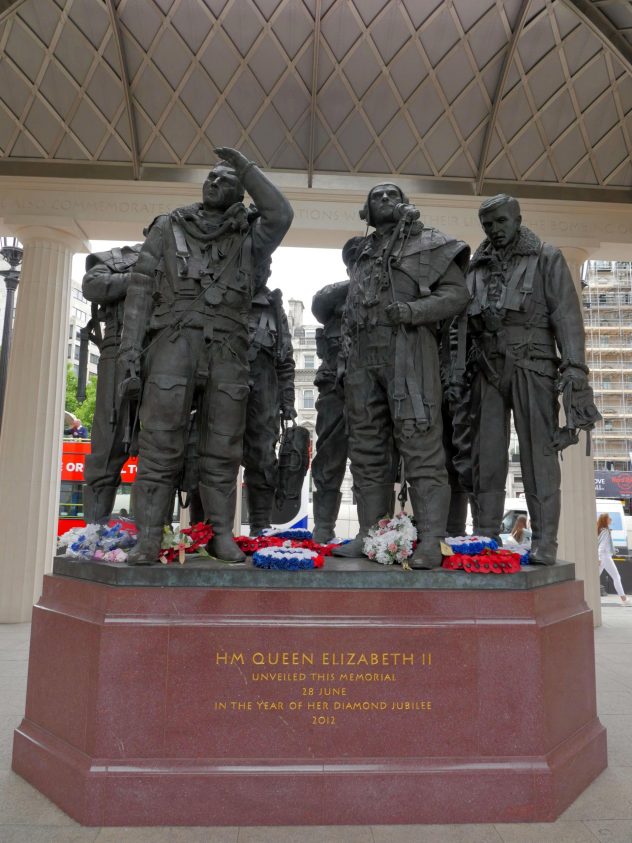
top-left (363, 512), bottom-right (417, 567)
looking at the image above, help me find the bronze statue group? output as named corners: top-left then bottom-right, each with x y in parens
top-left (80, 147), bottom-right (599, 569)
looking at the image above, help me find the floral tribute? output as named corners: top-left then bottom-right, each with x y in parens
top-left (442, 543), bottom-right (523, 575)
top-left (252, 543), bottom-right (325, 570)
top-left (159, 522), bottom-right (215, 564)
top-left (58, 521), bottom-right (215, 565)
top-left (363, 512), bottom-right (417, 568)
top-left (236, 529), bottom-right (338, 570)
top-left (260, 528), bottom-right (313, 541)
top-left (235, 532), bottom-right (337, 557)
top-left (445, 536), bottom-right (498, 555)
top-left (58, 522), bottom-right (137, 563)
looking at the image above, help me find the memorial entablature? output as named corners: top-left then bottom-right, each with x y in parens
top-left (3, 174), bottom-right (632, 254)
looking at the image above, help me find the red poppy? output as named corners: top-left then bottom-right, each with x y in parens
top-left (442, 554), bottom-right (464, 570)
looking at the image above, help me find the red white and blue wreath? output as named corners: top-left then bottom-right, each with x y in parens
top-left (252, 543), bottom-right (325, 570)
top-left (260, 528), bottom-right (313, 541)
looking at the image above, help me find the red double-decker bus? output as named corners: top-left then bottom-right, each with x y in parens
top-left (58, 439), bottom-right (137, 536)
top-left (58, 440), bottom-right (310, 537)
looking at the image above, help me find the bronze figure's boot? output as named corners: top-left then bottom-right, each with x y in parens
top-left (332, 484), bottom-right (393, 558)
top-left (527, 491), bottom-right (560, 566)
top-left (247, 485), bottom-right (275, 537)
top-left (473, 490), bottom-right (505, 544)
top-left (127, 481), bottom-right (173, 565)
top-left (312, 489), bottom-right (342, 544)
top-left (408, 483), bottom-right (450, 569)
top-left (82, 484), bottom-right (117, 524)
top-left (446, 489), bottom-right (469, 538)
top-left (199, 482), bottom-right (245, 563)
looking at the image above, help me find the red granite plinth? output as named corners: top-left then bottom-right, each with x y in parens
top-left (12, 574), bottom-right (606, 826)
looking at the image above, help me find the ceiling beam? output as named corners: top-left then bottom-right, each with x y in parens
top-left (307, 0), bottom-right (322, 189)
top-left (475, 0), bottom-right (533, 196)
top-left (561, 0), bottom-right (632, 78)
top-left (104, 0), bottom-right (141, 180)
top-left (0, 0), bottom-right (27, 25)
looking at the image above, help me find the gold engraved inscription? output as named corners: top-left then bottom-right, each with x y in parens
top-left (215, 650), bottom-right (426, 667)
top-left (212, 650), bottom-right (434, 727)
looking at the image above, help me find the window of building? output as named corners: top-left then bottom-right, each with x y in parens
top-left (303, 389), bottom-right (314, 409)
top-left (304, 328), bottom-right (316, 339)
top-left (74, 345), bottom-right (81, 361)
top-left (89, 353), bottom-right (99, 365)
top-left (304, 354), bottom-right (315, 369)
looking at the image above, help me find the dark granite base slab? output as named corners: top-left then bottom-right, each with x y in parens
top-left (53, 553), bottom-right (575, 590)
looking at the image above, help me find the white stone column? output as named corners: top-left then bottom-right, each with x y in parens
top-left (557, 246), bottom-right (601, 625)
top-left (0, 225), bottom-right (88, 623)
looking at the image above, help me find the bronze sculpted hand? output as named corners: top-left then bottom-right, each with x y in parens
top-left (444, 380), bottom-right (466, 405)
top-left (116, 347), bottom-right (142, 400)
top-left (557, 365), bottom-right (589, 392)
top-left (385, 302), bottom-right (412, 326)
top-left (213, 147), bottom-right (251, 176)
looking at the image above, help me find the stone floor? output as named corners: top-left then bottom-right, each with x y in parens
top-left (1, 600), bottom-right (632, 843)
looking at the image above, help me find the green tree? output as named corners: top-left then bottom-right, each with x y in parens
top-left (64, 364), bottom-right (79, 417)
top-left (79, 376), bottom-right (98, 432)
top-left (64, 363), bottom-right (98, 433)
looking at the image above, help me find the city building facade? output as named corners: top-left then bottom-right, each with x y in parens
top-left (67, 279), bottom-right (99, 381)
top-left (583, 261), bottom-right (632, 476)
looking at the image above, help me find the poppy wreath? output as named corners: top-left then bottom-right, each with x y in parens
top-left (442, 547), bottom-right (521, 574)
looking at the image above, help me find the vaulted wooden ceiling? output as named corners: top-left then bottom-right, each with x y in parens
top-left (1, 0), bottom-right (632, 200)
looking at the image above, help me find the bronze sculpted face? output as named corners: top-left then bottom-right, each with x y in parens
top-left (367, 183), bottom-right (402, 228)
top-left (202, 165), bottom-right (244, 212)
top-left (478, 201), bottom-right (522, 251)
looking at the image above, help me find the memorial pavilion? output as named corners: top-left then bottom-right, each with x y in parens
top-left (2, 0), bottom-right (632, 621)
